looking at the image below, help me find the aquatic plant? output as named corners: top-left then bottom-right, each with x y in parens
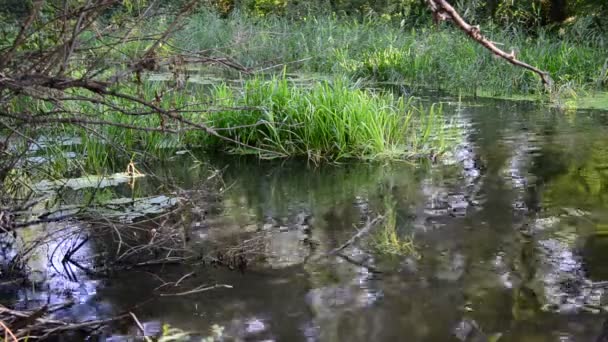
top-left (198, 76), bottom-right (451, 161)
top-left (5, 74), bottom-right (455, 184)
top-left (371, 196), bottom-right (418, 257)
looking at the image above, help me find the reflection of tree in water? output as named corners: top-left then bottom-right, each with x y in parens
top-left (505, 123), bottom-right (608, 337)
top-left (512, 232), bottom-right (542, 321)
top-left (525, 143), bottom-right (569, 213)
top-left (541, 140), bottom-right (608, 210)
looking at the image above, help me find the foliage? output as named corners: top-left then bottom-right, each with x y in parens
top-left (197, 76), bottom-right (451, 161)
top-left (199, 0), bottom-right (608, 28)
top-left (154, 322), bottom-right (224, 341)
top-left (5, 75), bottom-right (453, 182)
top-left (180, 10), bottom-right (608, 96)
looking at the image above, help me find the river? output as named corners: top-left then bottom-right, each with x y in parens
top-left (2, 96), bottom-right (608, 341)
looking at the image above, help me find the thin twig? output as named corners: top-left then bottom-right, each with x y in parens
top-left (0, 0), bottom-right (45, 70)
top-left (37, 314), bottom-right (130, 340)
top-left (336, 252), bottom-right (382, 274)
top-left (129, 312), bottom-right (152, 342)
top-left (0, 320), bottom-right (18, 342)
top-left (174, 272), bottom-right (194, 287)
top-left (159, 284), bottom-right (232, 297)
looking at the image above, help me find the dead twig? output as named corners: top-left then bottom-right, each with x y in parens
top-left (335, 252), bottom-right (382, 274)
top-left (129, 312), bottom-right (152, 342)
top-left (0, 320), bottom-right (18, 342)
top-left (174, 272), bottom-right (194, 286)
top-left (36, 314), bottom-right (130, 340)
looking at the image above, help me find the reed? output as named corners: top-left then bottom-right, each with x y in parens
top-left (199, 76), bottom-right (452, 161)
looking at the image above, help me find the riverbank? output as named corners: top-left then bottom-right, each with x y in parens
top-left (177, 10), bottom-right (608, 97)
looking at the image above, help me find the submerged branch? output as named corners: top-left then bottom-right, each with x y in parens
top-left (427, 0), bottom-right (553, 88)
top-left (327, 215), bottom-right (385, 256)
top-left (335, 252), bottom-right (383, 274)
top-left (159, 283), bottom-right (233, 297)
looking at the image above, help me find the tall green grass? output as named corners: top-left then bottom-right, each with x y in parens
top-left (178, 10), bottom-right (608, 96)
top-left (10, 75), bottom-right (454, 179)
top-left (196, 76), bottom-right (451, 161)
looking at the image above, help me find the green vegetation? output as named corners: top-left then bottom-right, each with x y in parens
top-left (156, 323), bottom-right (225, 342)
top-left (199, 77), bottom-right (451, 160)
top-left (197, 0), bottom-right (608, 27)
top-left (179, 10), bottom-right (608, 96)
top-left (18, 76), bottom-right (452, 178)
top-left (372, 196), bottom-right (418, 257)
top-left (3, 2), bottom-right (608, 341)
top-left (2, 0), bottom-right (607, 182)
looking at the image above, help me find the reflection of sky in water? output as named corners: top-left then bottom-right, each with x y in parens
top-left (12, 222), bottom-right (104, 321)
top-left (503, 132), bottom-right (537, 189)
top-left (537, 236), bottom-right (604, 313)
top-left (246, 318), bottom-right (266, 334)
top-left (493, 252), bottom-right (514, 289)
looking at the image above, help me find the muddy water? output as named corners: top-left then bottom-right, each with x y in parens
top-left (3, 97), bottom-right (608, 341)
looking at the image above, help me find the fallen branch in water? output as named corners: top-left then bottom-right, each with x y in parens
top-left (129, 312), bottom-right (152, 342)
top-left (0, 278), bottom-right (25, 288)
top-left (427, 0), bottom-right (553, 88)
top-left (336, 252), bottom-right (382, 274)
top-left (0, 320), bottom-right (18, 342)
top-left (327, 215), bottom-right (385, 256)
top-left (37, 314), bottom-right (130, 340)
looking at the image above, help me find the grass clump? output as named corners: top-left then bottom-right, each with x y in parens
top-left (197, 76), bottom-right (451, 161)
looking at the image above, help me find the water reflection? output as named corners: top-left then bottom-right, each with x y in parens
top-left (2, 98), bottom-right (608, 341)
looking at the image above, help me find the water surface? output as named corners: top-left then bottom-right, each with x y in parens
top-left (3, 97), bottom-right (608, 341)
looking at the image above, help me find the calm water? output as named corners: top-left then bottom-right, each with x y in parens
top-left (3, 97), bottom-right (608, 341)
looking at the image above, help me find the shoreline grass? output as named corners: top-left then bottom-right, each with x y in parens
top-left (178, 11), bottom-right (608, 96)
top-left (15, 76), bottom-right (455, 178)
top-left (5, 7), bottom-right (604, 179)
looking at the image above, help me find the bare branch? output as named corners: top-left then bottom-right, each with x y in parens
top-left (327, 215), bottom-right (385, 256)
top-left (0, 0), bottom-right (46, 70)
top-left (427, 0), bottom-right (553, 88)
